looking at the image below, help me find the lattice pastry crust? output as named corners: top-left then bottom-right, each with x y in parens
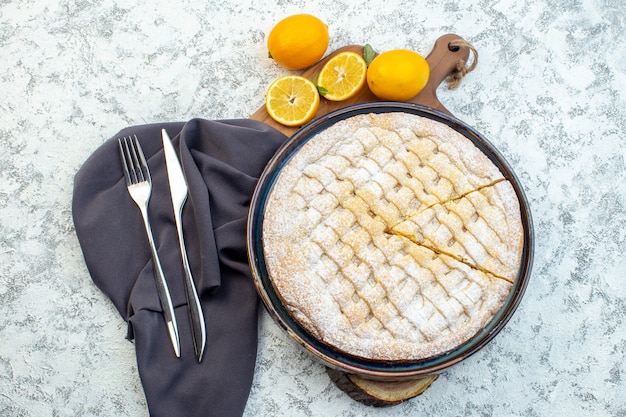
top-left (262, 112), bottom-right (524, 361)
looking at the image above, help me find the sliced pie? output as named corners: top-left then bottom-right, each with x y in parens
top-left (262, 112), bottom-right (524, 361)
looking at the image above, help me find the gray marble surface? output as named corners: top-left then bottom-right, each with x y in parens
top-left (1, 0), bottom-right (625, 416)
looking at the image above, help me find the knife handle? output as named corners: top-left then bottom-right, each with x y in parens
top-left (175, 215), bottom-right (207, 362)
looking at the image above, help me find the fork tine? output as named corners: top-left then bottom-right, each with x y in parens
top-left (126, 136), bottom-right (142, 183)
top-left (119, 135), bottom-right (150, 185)
top-left (123, 135), bottom-right (151, 185)
top-left (132, 135), bottom-right (151, 184)
top-left (118, 138), bottom-right (133, 186)
top-left (121, 137), bottom-right (136, 184)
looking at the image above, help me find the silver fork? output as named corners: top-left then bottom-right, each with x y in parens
top-left (118, 135), bottom-right (181, 358)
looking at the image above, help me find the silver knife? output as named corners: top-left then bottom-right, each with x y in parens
top-left (161, 129), bottom-right (207, 362)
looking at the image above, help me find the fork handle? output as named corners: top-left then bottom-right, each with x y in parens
top-left (140, 206), bottom-right (181, 358)
top-left (175, 211), bottom-right (207, 362)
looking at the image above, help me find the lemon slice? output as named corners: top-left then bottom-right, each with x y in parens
top-left (317, 51), bottom-right (367, 101)
top-left (265, 75), bottom-right (320, 127)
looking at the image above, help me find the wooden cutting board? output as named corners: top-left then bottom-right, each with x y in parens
top-left (250, 33), bottom-right (470, 134)
top-left (249, 33), bottom-right (472, 406)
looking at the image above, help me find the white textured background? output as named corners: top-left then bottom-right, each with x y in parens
top-left (1, 0), bottom-right (625, 416)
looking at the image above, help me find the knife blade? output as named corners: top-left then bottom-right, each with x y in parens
top-left (162, 129), bottom-right (207, 362)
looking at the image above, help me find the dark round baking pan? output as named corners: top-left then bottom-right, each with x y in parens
top-left (247, 102), bottom-right (534, 380)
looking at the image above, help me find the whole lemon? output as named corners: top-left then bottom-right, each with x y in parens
top-left (366, 49), bottom-right (430, 101)
top-left (267, 14), bottom-right (329, 70)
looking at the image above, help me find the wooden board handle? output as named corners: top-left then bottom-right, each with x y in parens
top-left (408, 33), bottom-right (471, 115)
top-left (250, 33), bottom-right (471, 136)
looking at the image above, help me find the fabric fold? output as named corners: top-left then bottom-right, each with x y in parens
top-left (72, 118), bottom-right (287, 417)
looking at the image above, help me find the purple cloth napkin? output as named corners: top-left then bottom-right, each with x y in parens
top-left (72, 118), bottom-right (287, 417)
